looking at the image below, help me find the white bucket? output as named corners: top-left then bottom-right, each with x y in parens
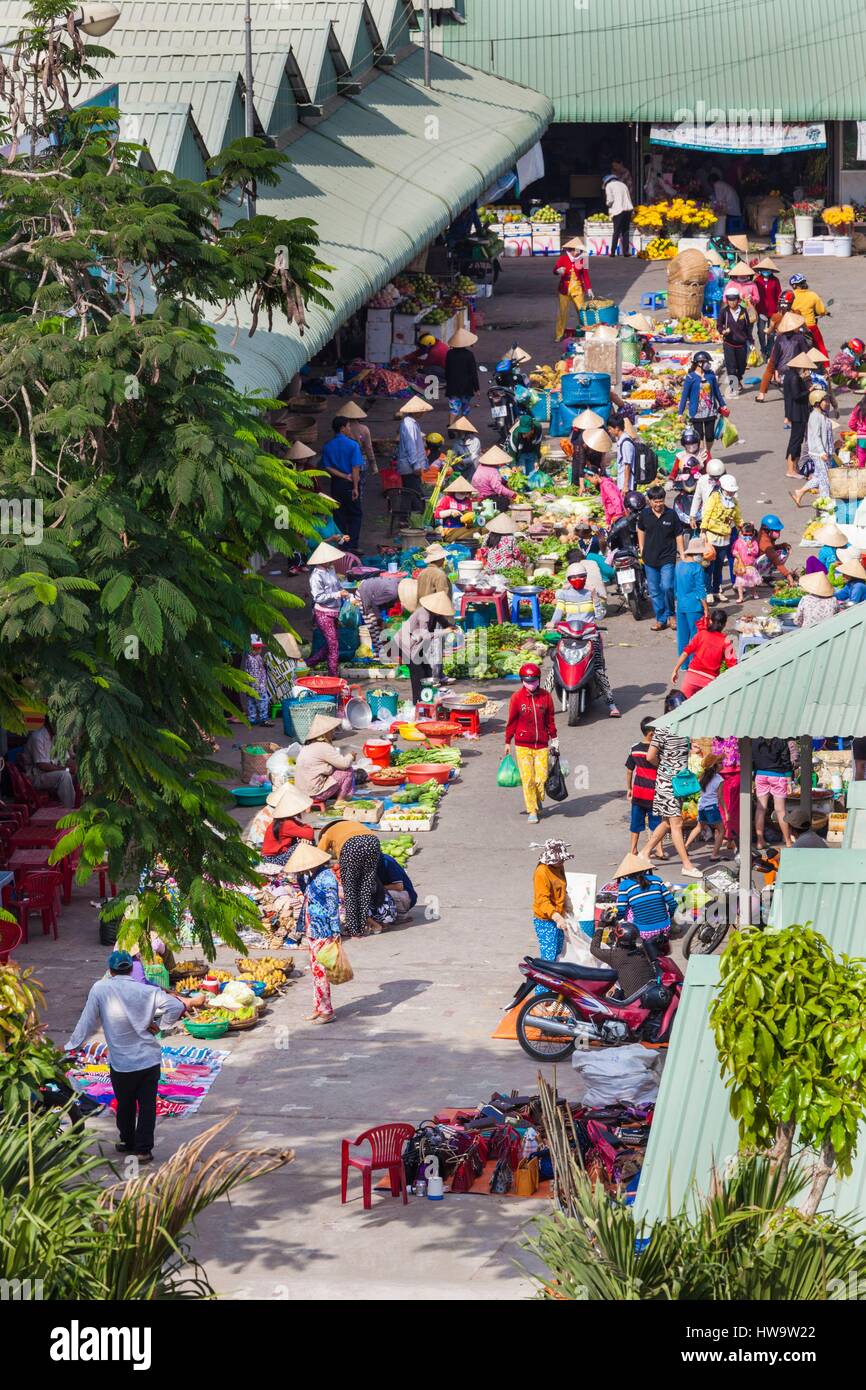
top-left (457, 559), bottom-right (483, 585)
top-left (794, 214), bottom-right (814, 241)
top-left (774, 234), bottom-right (795, 256)
top-left (834, 235), bottom-right (853, 258)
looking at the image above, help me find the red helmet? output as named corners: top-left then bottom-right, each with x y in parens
top-left (780, 290), bottom-right (794, 307)
top-left (848, 338), bottom-right (865, 355)
top-left (519, 662), bottom-right (541, 680)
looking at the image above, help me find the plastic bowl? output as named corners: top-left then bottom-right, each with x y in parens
top-left (415, 721), bottom-right (458, 745)
top-left (184, 1018), bottom-right (230, 1038)
top-left (230, 784), bottom-right (272, 806)
top-left (405, 764), bottom-right (452, 784)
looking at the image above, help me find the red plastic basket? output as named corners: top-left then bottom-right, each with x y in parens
top-left (295, 676), bottom-right (347, 698)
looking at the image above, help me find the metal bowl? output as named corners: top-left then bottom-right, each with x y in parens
top-left (509, 584), bottom-right (543, 595)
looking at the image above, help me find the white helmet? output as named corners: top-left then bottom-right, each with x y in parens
top-left (720, 473), bottom-right (739, 493)
top-left (707, 459), bottom-right (725, 478)
top-left (566, 561), bottom-right (587, 578)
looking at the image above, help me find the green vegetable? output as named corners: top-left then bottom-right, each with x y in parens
top-left (395, 746), bottom-right (461, 767)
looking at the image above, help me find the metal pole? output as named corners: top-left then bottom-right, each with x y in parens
top-left (738, 737), bottom-right (753, 926)
top-left (799, 736), bottom-right (813, 826)
top-left (244, 0), bottom-right (256, 218)
top-left (423, 0), bottom-right (431, 88)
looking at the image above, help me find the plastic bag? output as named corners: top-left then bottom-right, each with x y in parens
top-left (545, 751), bottom-right (569, 802)
top-left (497, 753), bottom-right (522, 788)
top-left (320, 938), bottom-right (353, 985)
top-left (339, 599), bottom-right (360, 626)
top-left (720, 416), bottom-right (739, 447)
top-left (571, 1043), bottom-right (663, 1105)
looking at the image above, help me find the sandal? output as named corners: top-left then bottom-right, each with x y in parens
top-left (649, 622), bottom-right (666, 631)
top-left (312, 1013), bottom-right (336, 1025)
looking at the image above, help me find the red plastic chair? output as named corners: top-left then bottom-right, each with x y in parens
top-left (11, 870), bottom-right (63, 942)
top-left (0, 918), bottom-right (23, 964)
top-left (68, 849), bottom-right (117, 900)
top-left (6, 762), bottom-right (51, 812)
top-left (341, 1123), bottom-right (415, 1210)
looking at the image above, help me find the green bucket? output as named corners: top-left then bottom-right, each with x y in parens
top-left (368, 688), bottom-right (399, 720)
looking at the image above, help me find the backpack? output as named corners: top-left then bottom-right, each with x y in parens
top-left (632, 440), bottom-right (658, 486)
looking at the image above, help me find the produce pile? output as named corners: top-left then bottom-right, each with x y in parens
top-left (394, 745), bottom-right (461, 767)
top-left (444, 622), bottom-right (547, 681)
top-left (530, 205), bottom-right (561, 223)
top-left (640, 237), bottom-right (678, 260)
top-left (380, 835), bottom-right (416, 865)
top-left (654, 315), bottom-right (719, 342)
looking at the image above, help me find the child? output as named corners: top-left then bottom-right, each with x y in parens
top-left (686, 755), bottom-right (725, 858)
top-left (625, 716), bottom-right (662, 856)
top-left (848, 393), bottom-right (866, 470)
top-left (241, 633), bottom-right (271, 725)
top-left (731, 521), bottom-right (760, 602)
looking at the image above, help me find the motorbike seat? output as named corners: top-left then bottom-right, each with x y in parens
top-left (526, 956), bottom-right (617, 983)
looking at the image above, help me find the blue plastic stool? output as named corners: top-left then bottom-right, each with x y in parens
top-left (464, 605), bottom-right (493, 629)
top-left (510, 593), bottom-right (542, 628)
top-left (640, 291), bottom-right (667, 311)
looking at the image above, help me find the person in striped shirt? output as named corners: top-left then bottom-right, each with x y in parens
top-left (614, 852), bottom-right (677, 941)
top-left (625, 716), bottom-right (662, 855)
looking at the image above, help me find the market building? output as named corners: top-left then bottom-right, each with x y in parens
top-left (425, 0), bottom-right (866, 227)
top-left (0, 0), bottom-right (552, 394)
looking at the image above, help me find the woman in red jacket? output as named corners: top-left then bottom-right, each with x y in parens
top-left (753, 258), bottom-right (782, 360)
top-left (261, 784), bottom-right (316, 865)
top-left (505, 662), bottom-right (558, 823)
top-left (669, 609), bottom-right (737, 698)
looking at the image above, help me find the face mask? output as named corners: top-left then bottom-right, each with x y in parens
top-left (522, 679), bottom-right (540, 691)
top-left (721, 493), bottom-right (736, 508)
top-left (568, 579), bottom-right (586, 591)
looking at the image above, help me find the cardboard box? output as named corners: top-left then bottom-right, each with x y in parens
top-left (391, 310), bottom-right (421, 346)
top-left (365, 326), bottom-right (393, 362)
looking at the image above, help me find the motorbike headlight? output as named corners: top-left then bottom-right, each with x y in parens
top-left (560, 640), bottom-right (590, 662)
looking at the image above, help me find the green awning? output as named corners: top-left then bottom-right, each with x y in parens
top-left (440, 0), bottom-right (866, 124)
top-left (657, 603), bottom-right (866, 740)
top-left (634, 849), bottom-right (866, 1228)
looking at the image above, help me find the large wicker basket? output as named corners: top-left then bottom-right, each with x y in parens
top-left (666, 281), bottom-right (704, 319)
top-left (240, 741), bottom-right (280, 783)
top-left (829, 467), bottom-right (866, 500)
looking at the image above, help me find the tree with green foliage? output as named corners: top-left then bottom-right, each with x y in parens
top-left (711, 924), bottom-right (866, 1216)
top-left (0, 3), bottom-right (333, 952)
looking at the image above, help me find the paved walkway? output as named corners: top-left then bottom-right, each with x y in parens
top-left (19, 250), bottom-right (865, 1299)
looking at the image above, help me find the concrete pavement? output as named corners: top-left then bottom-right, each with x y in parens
top-left (19, 249), bottom-right (865, 1299)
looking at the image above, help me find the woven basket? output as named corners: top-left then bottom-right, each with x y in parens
top-left (240, 741), bottom-right (280, 783)
top-left (666, 282), bottom-right (704, 319)
top-left (272, 411), bottom-right (318, 446)
top-left (829, 467), bottom-right (866, 499)
top-left (285, 393), bottom-right (326, 414)
top-left (283, 696), bottom-right (337, 743)
top-left (229, 1014), bottom-right (260, 1031)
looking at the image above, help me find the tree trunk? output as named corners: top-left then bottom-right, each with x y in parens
top-left (802, 1139), bottom-right (836, 1218)
top-left (769, 1121), bottom-right (795, 1185)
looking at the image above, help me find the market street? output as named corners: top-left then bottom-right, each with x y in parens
top-left (16, 249), bottom-right (866, 1300)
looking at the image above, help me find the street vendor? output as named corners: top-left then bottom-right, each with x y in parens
top-left (447, 415), bottom-right (481, 470)
top-left (471, 444), bottom-right (516, 506)
top-left (757, 514), bottom-right (794, 582)
top-left (553, 236), bottom-right (591, 343)
top-left (285, 843), bottom-right (340, 1026)
top-left (260, 783), bottom-right (315, 866)
top-left (567, 408), bottom-right (606, 492)
top-left (407, 332), bottom-right (449, 378)
top-left (293, 714), bottom-right (355, 803)
top-left (479, 512), bottom-right (527, 574)
top-left (357, 571), bottom-right (404, 656)
top-left (591, 913), bottom-right (657, 997)
top-left (416, 543), bottom-right (453, 603)
top-left (434, 475), bottom-right (477, 528)
top-left (445, 327), bottom-right (480, 423)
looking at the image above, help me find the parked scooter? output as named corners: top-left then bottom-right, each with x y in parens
top-left (607, 509), bottom-right (648, 620)
top-left (508, 937), bottom-right (684, 1062)
top-left (671, 476), bottom-right (698, 531)
top-left (551, 615), bottom-right (603, 725)
top-left (487, 384), bottom-right (518, 442)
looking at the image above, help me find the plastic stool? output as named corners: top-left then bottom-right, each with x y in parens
top-left (450, 708), bottom-right (481, 737)
top-left (640, 291), bottom-right (667, 310)
top-left (460, 590), bottom-right (508, 625)
top-left (510, 593), bottom-right (542, 628)
top-left (414, 701), bottom-right (443, 720)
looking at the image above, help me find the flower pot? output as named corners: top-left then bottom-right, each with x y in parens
top-left (833, 234), bottom-right (853, 257)
top-left (775, 233), bottom-right (795, 256)
top-left (794, 214), bottom-right (814, 241)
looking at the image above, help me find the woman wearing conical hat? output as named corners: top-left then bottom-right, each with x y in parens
top-left (445, 326), bottom-right (480, 424)
top-left (307, 542), bottom-right (350, 678)
top-left (285, 843), bottom-right (340, 1025)
top-left (293, 714), bottom-right (355, 804)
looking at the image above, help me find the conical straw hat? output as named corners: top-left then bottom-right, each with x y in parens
top-left (484, 512), bottom-right (518, 535)
top-left (424, 543), bottom-right (447, 562)
top-left (808, 346), bottom-right (829, 364)
top-left (284, 842), bottom-right (332, 875)
top-left (573, 408), bottom-right (605, 429)
top-left (288, 440), bottom-right (316, 460)
top-left (449, 415), bottom-right (478, 433)
top-left (704, 249), bottom-right (724, 266)
top-left (753, 257), bottom-right (778, 271)
top-left (336, 400), bottom-right (367, 419)
top-left (266, 783), bottom-right (313, 816)
top-left (307, 541), bottom-right (345, 566)
top-left (274, 631), bottom-right (302, 660)
top-left (837, 551), bottom-right (866, 582)
top-left (561, 236), bottom-right (584, 251)
top-left (583, 428), bottom-right (613, 453)
top-left (420, 591), bottom-right (455, 617)
top-left (799, 571), bottom-right (834, 598)
top-left (622, 313), bottom-right (653, 334)
top-left (396, 395), bottom-right (434, 416)
top-left (448, 327), bottom-right (478, 348)
top-left (478, 445), bottom-right (512, 467)
top-left (615, 852), bottom-right (655, 878)
top-left (304, 713), bottom-right (343, 742)
top-left (728, 234), bottom-right (749, 255)
top-left (776, 312), bottom-right (805, 333)
top-left (506, 346), bottom-right (532, 365)
top-left (814, 523), bottom-right (848, 547)
top-left (786, 352), bottom-right (816, 369)
top-left (397, 578), bottom-right (418, 612)
top-left (444, 475), bottom-right (476, 495)
top-left (728, 260), bottom-right (754, 277)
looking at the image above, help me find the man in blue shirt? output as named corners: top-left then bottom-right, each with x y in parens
top-left (321, 417), bottom-right (364, 552)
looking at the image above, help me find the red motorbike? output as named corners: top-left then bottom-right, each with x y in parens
top-left (551, 616), bottom-right (602, 726)
top-left (507, 943), bottom-right (684, 1063)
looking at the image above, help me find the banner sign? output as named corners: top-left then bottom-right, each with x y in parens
top-left (650, 121), bottom-right (826, 156)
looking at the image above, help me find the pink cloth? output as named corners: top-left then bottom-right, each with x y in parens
top-left (309, 938), bottom-right (333, 1017)
top-left (319, 768), bottom-right (355, 802)
top-left (471, 463), bottom-right (513, 499)
top-left (600, 476), bottom-right (625, 526)
top-left (311, 605), bottom-right (340, 676)
top-left (848, 407), bottom-right (866, 468)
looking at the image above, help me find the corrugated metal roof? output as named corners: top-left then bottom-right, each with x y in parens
top-left (370, 0), bottom-right (417, 51)
top-left (657, 603), bottom-right (866, 740)
top-left (634, 850), bottom-right (866, 1228)
top-left (118, 103), bottom-right (208, 178)
top-left (842, 779), bottom-right (866, 851)
top-left (77, 71), bottom-right (246, 155)
top-left (439, 0), bottom-right (866, 123)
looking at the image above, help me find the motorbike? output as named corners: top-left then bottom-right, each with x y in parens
top-left (606, 513), bottom-right (648, 620)
top-left (487, 384), bottom-right (518, 442)
top-left (508, 939), bottom-right (684, 1062)
top-left (551, 615), bottom-right (603, 725)
top-left (671, 476), bottom-right (698, 530)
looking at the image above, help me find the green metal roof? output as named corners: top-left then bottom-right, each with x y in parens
top-left (843, 779), bottom-right (866, 851)
top-left (438, 0), bottom-right (866, 123)
top-left (634, 849), bottom-right (866, 1228)
top-left (78, 70), bottom-right (247, 154)
top-left (658, 603), bottom-right (866, 740)
top-left (119, 103), bottom-right (209, 180)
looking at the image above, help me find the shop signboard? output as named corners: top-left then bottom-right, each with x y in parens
top-left (650, 120), bottom-right (826, 156)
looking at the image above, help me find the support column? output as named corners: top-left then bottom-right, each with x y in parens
top-left (799, 736), bottom-right (813, 826)
top-left (738, 737), bottom-right (752, 925)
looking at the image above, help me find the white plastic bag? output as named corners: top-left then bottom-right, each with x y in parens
top-left (266, 748), bottom-right (292, 789)
top-left (571, 1042), bottom-right (663, 1106)
top-left (559, 919), bottom-right (596, 967)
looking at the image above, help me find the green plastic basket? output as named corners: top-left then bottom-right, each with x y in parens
top-left (184, 1018), bottom-right (230, 1039)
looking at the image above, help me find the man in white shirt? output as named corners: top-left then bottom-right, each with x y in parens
top-left (603, 172), bottom-right (634, 257)
top-left (24, 719), bottom-right (75, 806)
top-left (712, 173), bottom-right (741, 219)
top-left (66, 951), bottom-right (186, 1160)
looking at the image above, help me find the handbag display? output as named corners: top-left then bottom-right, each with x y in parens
top-left (515, 1157), bottom-right (539, 1197)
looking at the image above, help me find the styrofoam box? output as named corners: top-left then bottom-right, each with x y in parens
top-left (503, 235), bottom-right (533, 257)
top-left (366, 307), bottom-right (393, 324)
top-left (801, 238), bottom-right (832, 255)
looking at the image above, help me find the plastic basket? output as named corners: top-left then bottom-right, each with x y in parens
top-left (184, 1019), bottom-right (230, 1038)
top-left (282, 695), bottom-right (338, 741)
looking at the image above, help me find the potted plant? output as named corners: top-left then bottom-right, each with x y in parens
top-left (792, 200), bottom-right (816, 241)
top-left (775, 211), bottom-right (796, 256)
top-left (822, 204), bottom-right (855, 256)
